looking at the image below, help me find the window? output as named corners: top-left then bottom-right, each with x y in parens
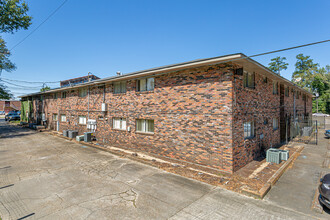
top-left (296, 91), bottom-right (299, 99)
top-left (137, 77), bottom-right (154, 92)
top-left (273, 81), bottom-right (278, 95)
top-left (62, 92), bottom-right (66, 98)
top-left (53, 114), bottom-right (58, 121)
top-left (113, 117), bottom-right (127, 130)
top-left (285, 87), bottom-right (289, 97)
top-left (61, 114), bottom-right (66, 122)
top-left (79, 116), bottom-right (87, 125)
top-left (54, 93), bottom-right (58, 99)
top-left (136, 119), bottom-right (154, 133)
top-left (263, 77), bottom-right (268, 83)
top-left (243, 71), bottom-right (255, 89)
top-left (244, 121), bottom-right (255, 139)
top-left (273, 118), bottom-right (279, 130)
top-left (78, 88), bottom-right (87, 97)
top-left (114, 81), bottom-right (126, 94)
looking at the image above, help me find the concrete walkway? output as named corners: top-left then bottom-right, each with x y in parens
top-left (265, 126), bottom-right (330, 217)
top-left (0, 119), bottom-right (327, 219)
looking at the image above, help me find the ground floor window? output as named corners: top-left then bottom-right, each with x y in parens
top-left (244, 121), bottom-right (255, 139)
top-left (113, 117), bottom-right (127, 130)
top-left (53, 114), bottom-right (58, 121)
top-left (136, 119), bottom-right (154, 133)
top-left (61, 114), bottom-right (66, 122)
top-left (273, 118), bottom-right (279, 130)
top-left (79, 116), bottom-right (87, 125)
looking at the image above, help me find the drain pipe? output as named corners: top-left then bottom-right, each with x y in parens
top-left (87, 72), bottom-right (91, 120)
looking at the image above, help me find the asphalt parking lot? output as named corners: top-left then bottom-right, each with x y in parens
top-left (0, 119), bottom-right (327, 219)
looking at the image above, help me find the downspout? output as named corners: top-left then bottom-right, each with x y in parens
top-left (87, 72), bottom-right (91, 120)
top-left (87, 86), bottom-right (90, 120)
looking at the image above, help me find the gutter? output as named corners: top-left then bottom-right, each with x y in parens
top-left (18, 53), bottom-right (313, 97)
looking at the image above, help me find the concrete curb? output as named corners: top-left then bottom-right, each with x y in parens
top-left (311, 171), bottom-right (325, 214)
top-left (267, 146), bottom-right (304, 186)
top-left (241, 145), bottom-right (304, 199)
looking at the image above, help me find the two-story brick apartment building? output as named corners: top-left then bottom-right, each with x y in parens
top-left (20, 53), bottom-right (312, 173)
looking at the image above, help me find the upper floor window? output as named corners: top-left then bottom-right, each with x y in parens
top-left (78, 88), bottom-right (87, 97)
top-left (53, 114), bottom-right (58, 121)
top-left (61, 114), bottom-right (66, 122)
top-left (136, 119), bottom-right (154, 133)
top-left (244, 121), bottom-right (255, 139)
top-left (137, 77), bottom-right (154, 92)
top-left (285, 87), bottom-right (289, 97)
top-left (79, 116), bottom-right (87, 125)
top-left (273, 81), bottom-right (278, 95)
top-left (114, 81), bottom-right (126, 94)
top-left (273, 118), bottom-right (279, 130)
top-left (61, 92), bottom-right (66, 98)
top-left (113, 117), bottom-right (127, 130)
top-left (243, 72), bottom-right (255, 89)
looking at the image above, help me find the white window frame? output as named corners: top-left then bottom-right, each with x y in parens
top-left (273, 118), bottom-right (279, 130)
top-left (113, 117), bottom-right (127, 130)
top-left (53, 114), bottom-right (58, 121)
top-left (61, 114), bottom-right (66, 122)
top-left (136, 119), bottom-right (154, 133)
top-left (79, 116), bottom-right (87, 125)
top-left (243, 121), bottom-right (255, 139)
top-left (137, 77), bottom-right (154, 92)
top-left (113, 81), bottom-right (126, 94)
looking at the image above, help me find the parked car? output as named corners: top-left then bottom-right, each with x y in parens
top-left (5, 112), bottom-right (20, 121)
top-left (325, 130), bottom-right (330, 139)
top-left (319, 173), bottom-right (330, 209)
top-left (313, 113), bottom-right (330, 117)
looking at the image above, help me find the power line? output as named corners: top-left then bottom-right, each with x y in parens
top-left (10, 0), bottom-right (69, 51)
top-left (3, 38), bottom-right (330, 96)
top-left (1, 80), bottom-right (43, 89)
top-left (0, 77), bottom-right (60, 84)
top-left (249, 39), bottom-right (330, 58)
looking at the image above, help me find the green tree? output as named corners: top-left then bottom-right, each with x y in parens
top-left (0, 0), bottom-right (32, 99)
top-left (268, 56), bottom-right (288, 75)
top-left (40, 86), bottom-right (50, 92)
top-left (0, 38), bottom-right (15, 71)
top-left (291, 54), bottom-right (318, 89)
top-left (0, 0), bottom-right (32, 33)
top-left (0, 83), bottom-right (12, 99)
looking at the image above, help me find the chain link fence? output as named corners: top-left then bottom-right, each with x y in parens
top-left (290, 118), bottom-right (318, 145)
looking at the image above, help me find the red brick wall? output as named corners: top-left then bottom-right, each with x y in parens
top-left (232, 70), bottom-right (313, 172)
top-left (31, 63), bottom-right (313, 173)
top-left (42, 64), bottom-right (235, 173)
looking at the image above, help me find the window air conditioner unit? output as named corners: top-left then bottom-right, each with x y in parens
top-left (101, 103), bottom-right (107, 112)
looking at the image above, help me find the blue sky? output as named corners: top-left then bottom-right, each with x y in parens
top-left (2, 0), bottom-right (330, 98)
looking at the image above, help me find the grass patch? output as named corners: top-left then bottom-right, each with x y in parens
top-left (9, 120), bottom-right (21, 124)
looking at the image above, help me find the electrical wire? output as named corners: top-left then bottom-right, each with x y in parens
top-left (0, 77), bottom-right (60, 84)
top-left (10, 0), bottom-right (69, 51)
top-left (1, 79), bottom-right (44, 89)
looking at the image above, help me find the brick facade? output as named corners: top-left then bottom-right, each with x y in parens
top-left (22, 55), bottom-right (313, 173)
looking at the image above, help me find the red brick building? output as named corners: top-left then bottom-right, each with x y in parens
top-left (0, 100), bottom-right (21, 113)
top-left (20, 54), bottom-right (313, 173)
